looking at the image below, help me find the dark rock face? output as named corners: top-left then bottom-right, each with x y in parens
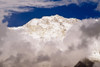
top-left (74, 59), bottom-right (94, 67)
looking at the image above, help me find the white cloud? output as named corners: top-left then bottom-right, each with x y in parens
top-left (0, 22), bottom-right (81, 67)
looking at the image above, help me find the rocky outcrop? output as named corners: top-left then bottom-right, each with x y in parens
top-left (74, 59), bottom-right (94, 67)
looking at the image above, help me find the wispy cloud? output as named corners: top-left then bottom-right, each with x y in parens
top-left (0, 0), bottom-right (100, 23)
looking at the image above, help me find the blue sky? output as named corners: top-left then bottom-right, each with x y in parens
top-left (1, 0), bottom-right (100, 27)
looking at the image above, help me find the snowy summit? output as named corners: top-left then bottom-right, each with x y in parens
top-left (9, 15), bottom-right (80, 40)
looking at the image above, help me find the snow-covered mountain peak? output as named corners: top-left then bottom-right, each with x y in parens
top-left (22, 15), bottom-right (80, 40)
top-left (8, 15), bottom-right (81, 40)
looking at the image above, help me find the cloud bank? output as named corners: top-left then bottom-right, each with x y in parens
top-left (0, 17), bottom-right (100, 67)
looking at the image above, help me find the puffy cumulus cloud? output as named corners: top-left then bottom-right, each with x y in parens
top-left (64, 18), bottom-right (100, 66)
top-left (0, 0), bottom-right (100, 22)
top-left (1, 18), bottom-right (100, 67)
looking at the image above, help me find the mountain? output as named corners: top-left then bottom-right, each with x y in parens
top-left (9, 15), bottom-right (80, 40)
